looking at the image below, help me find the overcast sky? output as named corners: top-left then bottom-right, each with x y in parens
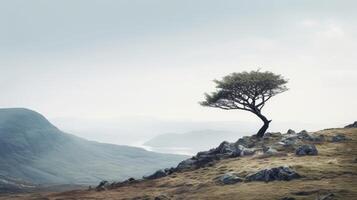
top-left (1, 0), bottom-right (356, 131)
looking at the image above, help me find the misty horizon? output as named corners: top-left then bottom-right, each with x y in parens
top-left (1, 0), bottom-right (356, 148)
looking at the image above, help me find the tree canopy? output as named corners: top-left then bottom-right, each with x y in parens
top-left (200, 70), bottom-right (288, 137)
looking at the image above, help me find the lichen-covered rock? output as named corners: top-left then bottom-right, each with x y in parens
top-left (211, 141), bottom-right (241, 157)
top-left (176, 141), bottom-right (244, 171)
top-left (263, 146), bottom-right (279, 155)
top-left (296, 130), bottom-right (324, 142)
top-left (295, 144), bottom-right (318, 156)
top-left (279, 135), bottom-right (299, 147)
top-left (236, 136), bottom-right (256, 148)
top-left (264, 132), bottom-right (282, 138)
top-left (176, 158), bottom-right (196, 171)
top-left (246, 166), bottom-right (300, 182)
top-left (144, 169), bottom-right (167, 180)
top-left (218, 172), bottom-right (243, 184)
top-left (239, 145), bottom-right (257, 156)
top-left (331, 134), bottom-right (350, 142)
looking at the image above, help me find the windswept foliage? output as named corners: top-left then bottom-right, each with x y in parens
top-left (200, 70), bottom-right (288, 137)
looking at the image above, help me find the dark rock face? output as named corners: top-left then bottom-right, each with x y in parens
top-left (236, 136), bottom-right (257, 148)
top-left (345, 121), bottom-right (357, 128)
top-left (284, 130), bottom-right (324, 144)
top-left (176, 159), bottom-right (196, 171)
top-left (246, 166), bottom-right (300, 182)
top-left (287, 129), bottom-right (296, 134)
top-left (295, 144), bottom-right (318, 156)
top-left (279, 135), bottom-right (299, 147)
top-left (264, 132), bottom-right (282, 138)
top-left (95, 177), bottom-right (140, 191)
top-left (144, 169), bottom-right (168, 180)
top-left (331, 134), bottom-right (350, 142)
top-left (218, 172), bottom-right (243, 184)
top-left (96, 180), bottom-right (110, 191)
top-left (176, 141), bottom-right (245, 171)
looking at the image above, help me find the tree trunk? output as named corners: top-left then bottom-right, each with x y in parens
top-left (255, 112), bottom-right (271, 138)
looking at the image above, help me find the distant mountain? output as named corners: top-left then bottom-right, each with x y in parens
top-left (143, 130), bottom-right (243, 155)
top-left (0, 108), bottom-right (186, 189)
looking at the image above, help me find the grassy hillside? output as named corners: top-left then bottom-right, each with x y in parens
top-left (0, 108), bottom-right (187, 187)
top-left (7, 127), bottom-right (356, 200)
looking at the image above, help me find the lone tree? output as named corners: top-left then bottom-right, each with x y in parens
top-left (200, 70), bottom-right (288, 138)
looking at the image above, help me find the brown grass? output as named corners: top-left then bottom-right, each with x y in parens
top-left (2, 128), bottom-right (357, 200)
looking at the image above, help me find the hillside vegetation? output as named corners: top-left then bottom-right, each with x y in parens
top-left (0, 108), bottom-right (186, 189)
top-left (5, 126), bottom-right (356, 200)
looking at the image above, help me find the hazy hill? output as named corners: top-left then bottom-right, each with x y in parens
top-left (13, 127), bottom-right (356, 200)
top-left (143, 130), bottom-right (242, 155)
top-left (0, 108), bottom-right (186, 188)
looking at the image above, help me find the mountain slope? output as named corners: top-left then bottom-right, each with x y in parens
top-left (11, 127), bottom-right (356, 200)
top-left (0, 108), bottom-right (187, 186)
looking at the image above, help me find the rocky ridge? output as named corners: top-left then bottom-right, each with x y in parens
top-left (96, 128), bottom-right (350, 191)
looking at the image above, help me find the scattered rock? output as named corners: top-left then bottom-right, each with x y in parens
top-left (264, 132), bottom-right (282, 138)
top-left (236, 136), bottom-right (256, 148)
top-left (263, 146), bottom-right (278, 155)
top-left (176, 141), bottom-right (244, 171)
top-left (295, 144), bottom-right (318, 156)
top-left (144, 169), bottom-right (168, 180)
top-left (246, 166), bottom-right (300, 182)
top-left (211, 141), bottom-right (241, 157)
top-left (96, 180), bottom-right (110, 191)
top-left (297, 130), bottom-right (324, 142)
top-left (331, 134), bottom-right (350, 142)
top-left (279, 135), bottom-right (299, 147)
top-left (218, 172), bottom-right (243, 184)
top-left (176, 158), bottom-right (196, 171)
top-left (345, 121), bottom-right (357, 128)
top-left (239, 145), bottom-right (256, 156)
top-left (287, 129), bottom-right (296, 134)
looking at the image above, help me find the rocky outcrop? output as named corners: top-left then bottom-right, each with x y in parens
top-left (144, 170), bottom-right (167, 180)
top-left (95, 177), bottom-right (140, 191)
top-left (296, 130), bottom-right (324, 142)
top-left (144, 168), bottom-right (175, 180)
top-left (176, 141), bottom-right (244, 171)
top-left (95, 129), bottom-right (341, 191)
top-left (218, 172), bottom-right (243, 184)
top-left (246, 166), bottom-right (300, 182)
top-left (345, 121), bottom-right (357, 128)
top-left (295, 144), bottom-right (318, 156)
top-left (331, 134), bottom-right (350, 142)
top-left (96, 181), bottom-right (110, 191)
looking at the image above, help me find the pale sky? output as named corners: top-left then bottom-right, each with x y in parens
top-left (1, 0), bottom-right (356, 133)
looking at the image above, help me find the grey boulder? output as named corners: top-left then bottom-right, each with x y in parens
top-left (144, 169), bottom-right (168, 180)
top-left (331, 134), bottom-right (350, 142)
top-left (218, 172), bottom-right (243, 184)
top-left (295, 144), bottom-right (318, 156)
top-left (246, 166), bottom-right (300, 182)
